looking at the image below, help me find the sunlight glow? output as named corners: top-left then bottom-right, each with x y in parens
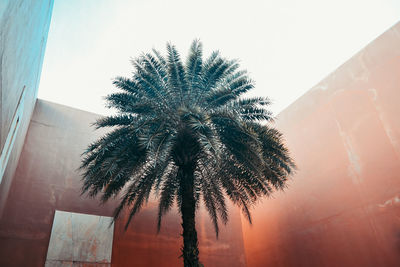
top-left (38, 0), bottom-right (400, 115)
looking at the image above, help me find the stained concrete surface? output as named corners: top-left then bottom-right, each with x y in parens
top-left (0, 100), bottom-right (116, 267)
top-left (0, 99), bottom-right (246, 267)
top-left (45, 211), bottom-right (113, 266)
top-left (0, 2), bottom-right (399, 265)
top-left (241, 21), bottom-right (400, 267)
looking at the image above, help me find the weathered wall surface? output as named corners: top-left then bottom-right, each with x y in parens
top-left (0, 0), bottom-right (53, 217)
top-left (242, 22), bottom-right (400, 267)
top-left (0, 100), bottom-right (246, 267)
top-left (1, 3), bottom-right (398, 265)
top-left (0, 100), bottom-right (115, 267)
top-left (112, 196), bottom-right (246, 267)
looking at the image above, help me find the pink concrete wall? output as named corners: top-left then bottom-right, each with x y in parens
top-left (0, 100), bottom-right (116, 267)
top-left (241, 22), bottom-right (400, 267)
top-left (0, 100), bottom-right (246, 267)
top-left (1, 17), bottom-right (399, 267)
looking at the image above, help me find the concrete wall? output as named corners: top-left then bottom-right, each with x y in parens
top-left (1, 3), bottom-right (399, 265)
top-left (0, 0), bottom-right (53, 217)
top-left (0, 100), bottom-right (115, 267)
top-left (241, 22), bottom-right (400, 267)
top-left (0, 99), bottom-right (246, 267)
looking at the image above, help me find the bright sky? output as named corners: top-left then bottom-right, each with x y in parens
top-left (38, 0), bottom-right (400, 116)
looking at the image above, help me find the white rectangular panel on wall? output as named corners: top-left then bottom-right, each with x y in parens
top-left (45, 210), bottom-right (114, 266)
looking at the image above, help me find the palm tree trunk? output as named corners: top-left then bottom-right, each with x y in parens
top-left (179, 164), bottom-right (200, 267)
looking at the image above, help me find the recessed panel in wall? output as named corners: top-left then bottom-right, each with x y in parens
top-left (45, 210), bottom-right (114, 266)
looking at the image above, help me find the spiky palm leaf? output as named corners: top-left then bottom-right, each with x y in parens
top-left (80, 40), bottom-right (295, 267)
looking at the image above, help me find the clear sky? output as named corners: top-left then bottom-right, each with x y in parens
top-left (38, 0), bottom-right (400, 116)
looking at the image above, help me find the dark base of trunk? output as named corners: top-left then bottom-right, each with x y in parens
top-left (181, 224), bottom-right (200, 267)
top-left (179, 164), bottom-right (200, 267)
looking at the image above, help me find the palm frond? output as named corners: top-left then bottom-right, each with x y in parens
top-left (166, 43), bottom-right (187, 105)
top-left (93, 114), bottom-right (135, 129)
top-left (157, 166), bottom-right (179, 232)
top-left (80, 40), bottom-right (295, 240)
top-left (123, 162), bottom-right (163, 230)
top-left (186, 39), bottom-right (203, 103)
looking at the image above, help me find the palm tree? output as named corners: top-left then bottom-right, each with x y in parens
top-left (80, 40), bottom-right (295, 267)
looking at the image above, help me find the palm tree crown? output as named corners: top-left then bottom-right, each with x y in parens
top-left (80, 40), bottom-right (295, 266)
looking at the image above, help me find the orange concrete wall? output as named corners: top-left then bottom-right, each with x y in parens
top-left (241, 22), bottom-right (400, 267)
